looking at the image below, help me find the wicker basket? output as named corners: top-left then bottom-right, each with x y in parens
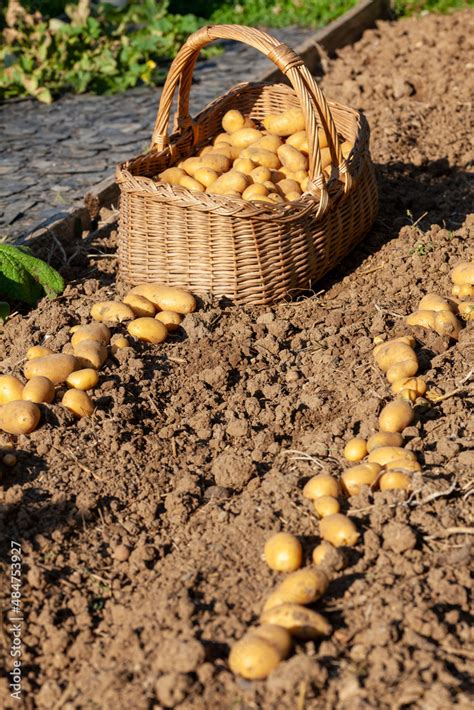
top-left (116, 24), bottom-right (378, 305)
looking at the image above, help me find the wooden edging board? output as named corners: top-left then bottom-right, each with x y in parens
top-left (23, 0), bottom-right (390, 249)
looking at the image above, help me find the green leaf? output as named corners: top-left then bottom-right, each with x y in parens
top-left (0, 245), bottom-right (65, 304)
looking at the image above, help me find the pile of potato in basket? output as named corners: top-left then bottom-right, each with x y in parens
top-left (156, 108), bottom-right (352, 202)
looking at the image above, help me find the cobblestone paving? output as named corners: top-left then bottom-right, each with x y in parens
top-left (0, 27), bottom-right (314, 241)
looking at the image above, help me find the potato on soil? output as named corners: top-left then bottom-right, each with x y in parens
top-left (110, 335), bottom-right (129, 353)
top-left (391, 377), bottom-right (426, 397)
top-left (263, 532), bottom-right (302, 573)
top-left (70, 323), bottom-right (111, 348)
top-left (418, 293), bottom-right (453, 312)
top-left (434, 311), bottom-right (462, 339)
top-left (386, 359), bottom-right (419, 384)
top-left (260, 603), bottom-right (332, 639)
top-left (319, 514), bottom-right (359, 547)
top-left (66, 368), bottom-right (99, 391)
top-left (303, 473), bottom-right (340, 500)
top-left (272, 567), bottom-right (329, 606)
top-left (129, 284), bottom-right (196, 314)
top-left (453, 284), bottom-right (474, 298)
top-left (24, 354), bottom-right (78, 386)
top-left (123, 293), bottom-right (156, 318)
top-left (367, 431), bottom-right (404, 452)
top-left (343, 437), bottom-right (367, 462)
top-left (451, 261), bottom-right (474, 286)
top-left (385, 458), bottom-right (422, 473)
top-left (228, 636), bottom-right (281, 679)
top-left (374, 342), bottom-right (417, 373)
top-left (127, 317), bottom-right (168, 344)
top-left (379, 400), bottom-right (414, 433)
top-left (155, 311), bottom-right (182, 332)
top-left (62, 389), bottom-right (94, 418)
top-left (263, 108), bottom-right (305, 136)
top-left (379, 471), bottom-right (411, 491)
top-left (406, 310), bottom-right (437, 329)
top-left (22, 376), bottom-right (55, 404)
top-left (313, 495), bottom-right (340, 517)
top-left (0, 400), bottom-right (41, 435)
top-left (341, 463), bottom-right (381, 496)
top-left (458, 301), bottom-right (474, 320)
top-left (246, 625), bottom-right (292, 659)
top-left (91, 301), bottom-right (134, 323)
top-left (312, 541), bottom-right (347, 571)
top-left (0, 375), bottom-right (24, 404)
top-left (367, 446), bottom-right (416, 467)
top-left (74, 339), bottom-right (107, 370)
top-left (26, 345), bottom-right (53, 360)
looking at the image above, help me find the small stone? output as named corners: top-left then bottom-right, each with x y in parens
top-left (113, 544), bottom-right (130, 562)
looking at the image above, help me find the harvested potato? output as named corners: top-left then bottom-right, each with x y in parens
top-left (22, 376), bottom-right (55, 404)
top-left (406, 310), bottom-right (437, 329)
top-left (458, 301), bottom-right (474, 320)
top-left (222, 109), bottom-right (245, 134)
top-left (254, 135), bottom-right (283, 153)
top-left (451, 261), bottom-right (474, 286)
top-left (66, 368), bottom-right (99, 391)
top-left (210, 170), bottom-right (250, 195)
top-left (122, 294), bottom-right (156, 318)
top-left (0, 400), bottom-right (41, 435)
top-left (366, 431), bottom-right (404, 452)
top-left (26, 345), bottom-right (53, 360)
top-left (379, 470), bottom-right (411, 491)
top-left (313, 496), bottom-right (340, 517)
top-left (303, 473), bottom-right (340, 500)
top-left (263, 109), bottom-right (305, 136)
top-left (229, 128), bottom-right (261, 149)
top-left (391, 377), bottom-right (426, 397)
top-left (341, 463), bottom-right (381, 496)
top-left (24, 354), bottom-right (77, 385)
top-left (453, 284), bottom-right (474, 298)
top-left (286, 191), bottom-right (302, 201)
top-left (419, 293), bottom-right (453, 312)
top-left (74, 339), bottom-right (107, 370)
top-left (273, 567), bottom-right (329, 606)
top-left (263, 532), bottom-right (302, 573)
top-left (129, 284), bottom-right (196, 314)
top-left (71, 323), bottom-right (111, 348)
top-left (262, 591), bottom-right (287, 612)
top-left (260, 603), bottom-right (332, 639)
top-left (194, 167), bottom-right (219, 188)
top-left (232, 158), bottom-right (255, 175)
top-left (242, 183), bottom-right (268, 201)
top-left (158, 167), bottom-right (186, 185)
top-left (386, 359), bottom-right (419, 384)
top-left (111, 335), bottom-right (129, 353)
top-left (278, 178), bottom-right (301, 196)
top-left (228, 636), bottom-right (281, 679)
top-left (250, 166), bottom-right (272, 184)
top-left (243, 147), bottom-right (280, 170)
top-left (319, 514), bottom-right (359, 547)
top-left (367, 446), bottom-right (416, 466)
top-left (91, 301), bottom-right (135, 323)
top-left (434, 311), bottom-right (462, 339)
top-left (155, 311), bottom-right (182, 332)
top-left (343, 437), bottom-right (367, 462)
top-left (180, 175), bottom-right (205, 192)
top-left (374, 342), bottom-right (417, 373)
top-left (247, 625), bottom-right (292, 660)
top-left (312, 541), bottom-right (346, 571)
top-left (201, 153), bottom-right (232, 174)
top-left (199, 145), bottom-right (214, 156)
top-left (379, 400), bottom-right (414, 433)
top-left (0, 375), bottom-right (24, 404)
top-left (214, 132), bottom-right (231, 146)
top-left (277, 144), bottom-right (308, 172)
top-left (62, 389), bottom-right (94, 418)
top-left (286, 130), bottom-right (308, 153)
top-left (267, 193), bottom-right (284, 204)
top-left (385, 458), bottom-right (422, 473)
top-left (127, 317), bottom-right (168, 344)
top-left (211, 143), bottom-right (235, 160)
top-left (398, 388), bottom-right (417, 403)
top-left (373, 335), bottom-right (415, 355)
top-left (181, 157), bottom-right (201, 176)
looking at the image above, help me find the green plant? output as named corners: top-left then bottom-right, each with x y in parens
top-left (409, 240), bottom-right (435, 257)
top-left (0, 244), bottom-right (65, 305)
top-left (208, 0), bottom-right (356, 28)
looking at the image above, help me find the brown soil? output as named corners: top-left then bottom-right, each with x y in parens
top-left (1, 9), bottom-right (473, 710)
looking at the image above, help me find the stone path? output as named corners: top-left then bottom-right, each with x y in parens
top-left (0, 27), bottom-right (314, 241)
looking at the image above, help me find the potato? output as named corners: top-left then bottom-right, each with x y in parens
top-left (374, 342), bottom-right (417, 373)
top-left (313, 496), bottom-right (340, 517)
top-left (418, 293), bottom-right (453, 312)
top-left (24, 354), bottom-right (78, 385)
top-left (379, 400), bottom-right (414, 433)
top-left (127, 317), bottom-right (168, 344)
top-left (201, 153), bottom-right (232, 174)
top-left (367, 445), bottom-right (416, 467)
top-left (341, 463), bottom-right (381, 496)
top-left (250, 166), bottom-right (272, 184)
top-left (434, 311), bottom-right (462, 339)
top-left (210, 170), bottom-right (250, 195)
top-left (343, 437), bottom-right (367, 462)
top-left (453, 284), bottom-right (474, 298)
top-left (71, 323), bottom-right (111, 348)
top-left (111, 335), bottom-right (129, 353)
top-left (271, 568), bottom-right (329, 608)
top-left (406, 310), bottom-right (437, 329)
top-left (267, 192), bottom-right (284, 204)
top-left (158, 167), bottom-right (186, 185)
top-left (91, 301), bottom-right (135, 323)
top-left (458, 301), bottom-right (474, 320)
top-left (242, 184), bottom-right (268, 201)
top-left (398, 389), bottom-right (417, 403)
top-left (260, 603), bottom-right (332, 639)
top-left (181, 157), bottom-right (201, 176)
top-left (303, 473), bottom-right (340, 500)
top-left (379, 471), bottom-right (411, 491)
top-left (62, 389), bottom-right (94, 418)
top-left (122, 294), bottom-right (156, 318)
top-left (278, 178), bottom-right (301, 196)
top-left (386, 359), bottom-right (419, 384)
top-left (210, 143), bottom-right (235, 160)
top-left (385, 458), bottom-right (422, 473)
top-left (66, 368), bottom-right (99, 391)
top-left (228, 636), bottom-right (281, 679)
top-left (213, 132), bottom-right (231, 146)
top-left (263, 108), bottom-right (305, 137)
top-left (0, 400), bottom-right (40, 435)
top-left (27, 345), bottom-right (53, 360)
top-left (372, 335), bottom-right (415, 356)
top-left (247, 625), bottom-right (292, 660)
top-left (366, 431), bottom-right (404, 452)
top-left (263, 532), bottom-right (302, 573)
top-left (451, 261), bottom-right (474, 286)
top-left (251, 195), bottom-right (274, 204)
top-left (74, 339), bottom-right (107, 370)
top-left (286, 130), bottom-right (308, 153)
top-left (243, 147), bottom-right (280, 170)
top-left (0, 375), bottom-right (24, 404)
top-left (155, 311), bottom-right (182, 332)
top-left (391, 377), bottom-right (426, 397)
top-left (129, 284), bottom-right (196, 314)
top-left (254, 135), bottom-right (283, 152)
top-left (319, 514), bottom-right (359, 547)
top-left (222, 109), bottom-right (245, 134)
top-left (198, 145), bottom-right (214, 156)
top-left (229, 128), bottom-right (262, 149)
top-left (277, 144), bottom-right (308, 172)
top-left (232, 158), bottom-right (255, 175)
top-left (263, 180), bottom-right (280, 195)
top-left (180, 175), bottom-right (205, 192)
top-left (261, 591), bottom-right (287, 612)
top-left (312, 541), bottom-right (346, 571)
top-left (286, 191), bottom-right (302, 201)
top-left (22, 376), bottom-right (55, 404)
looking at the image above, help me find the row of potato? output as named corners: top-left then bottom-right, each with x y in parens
top-left (156, 108), bottom-right (352, 203)
top-left (0, 284), bottom-right (196, 440)
top-left (228, 261), bottom-right (473, 680)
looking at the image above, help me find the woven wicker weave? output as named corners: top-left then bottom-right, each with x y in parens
top-left (116, 24), bottom-right (378, 305)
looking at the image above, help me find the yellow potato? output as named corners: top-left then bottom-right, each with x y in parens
top-left (319, 514), bottom-right (359, 547)
top-left (0, 400), bottom-right (41, 435)
top-left (406, 310), bottom-right (437, 329)
top-left (379, 400), bottom-right (414, 433)
top-left (263, 108), bottom-right (305, 136)
top-left (343, 437), bottom-right (367, 462)
top-left (276, 568), bottom-right (329, 605)
top-left (26, 345), bottom-right (53, 360)
top-left (232, 158), bottom-right (255, 175)
top-left (254, 135), bottom-right (283, 153)
top-left (24, 354), bottom-right (78, 385)
top-left (451, 261), bottom-right (474, 286)
top-left (180, 175), bottom-right (205, 192)
top-left (453, 284), bottom-right (474, 298)
top-left (74, 339), bottom-right (107, 370)
top-left (155, 311), bottom-right (182, 332)
top-left (62, 389), bottom-right (94, 418)
top-left (303, 473), bottom-right (340, 500)
top-left (221, 109), bottom-right (245, 134)
top-left (111, 335), bottom-right (129, 353)
top-left (0, 375), bottom-right (24, 404)
top-left (260, 603), bottom-right (332, 639)
top-left (434, 311), bottom-right (462, 339)
top-left (70, 323), bottom-right (111, 348)
top-left (250, 166), bottom-right (272, 184)
top-left (158, 167), bottom-right (186, 185)
top-left (367, 446), bottom-right (416, 466)
top-left (277, 178), bottom-right (301, 196)
top-left (277, 144), bottom-right (308, 172)
top-left (201, 153), bottom-right (232, 174)
top-left (374, 342), bottom-right (416, 373)
top-left (386, 359), bottom-right (419, 384)
top-left (243, 147), bottom-right (280, 170)
top-left (210, 170), bottom-right (250, 195)
top-left (385, 458), bottom-right (422, 473)
top-left (418, 293), bottom-right (453, 312)
top-left (458, 301), bottom-right (474, 320)
top-left (127, 317), bottom-right (168, 344)
top-left (66, 368), bottom-right (99, 391)
top-left (246, 625), bottom-right (292, 660)
top-left (122, 294), bottom-right (156, 318)
top-left (263, 532), bottom-right (302, 573)
top-left (341, 463), bottom-right (381, 496)
top-left (286, 191), bottom-right (302, 201)
top-left (262, 180), bottom-right (280, 195)
top-left (213, 132), bottom-right (231, 146)
top-left (129, 284), bottom-right (196, 314)
top-left (267, 192), bottom-right (284, 204)
top-left (193, 167), bottom-right (219, 188)
top-left (228, 636), bottom-right (281, 679)
top-left (398, 389), bottom-right (417, 403)
top-left (391, 377), bottom-right (426, 397)
top-left (312, 540), bottom-right (347, 571)
top-left (379, 470), bottom-right (411, 491)
top-left (22, 376), bottom-right (55, 404)
top-left (373, 336), bottom-right (416, 357)
top-left (250, 195), bottom-right (274, 204)
top-left (366, 431), bottom-right (404, 452)
top-left (91, 301), bottom-right (135, 323)
top-left (313, 496), bottom-right (341, 517)
top-left (242, 184), bottom-right (268, 201)
top-left (198, 145), bottom-right (214, 156)
top-left (181, 157), bottom-right (201, 177)
top-left (229, 127), bottom-right (262, 149)
top-left (286, 130), bottom-right (308, 153)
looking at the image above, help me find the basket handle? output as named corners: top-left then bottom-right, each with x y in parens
top-left (151, 24), bottom-right (350, 196)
